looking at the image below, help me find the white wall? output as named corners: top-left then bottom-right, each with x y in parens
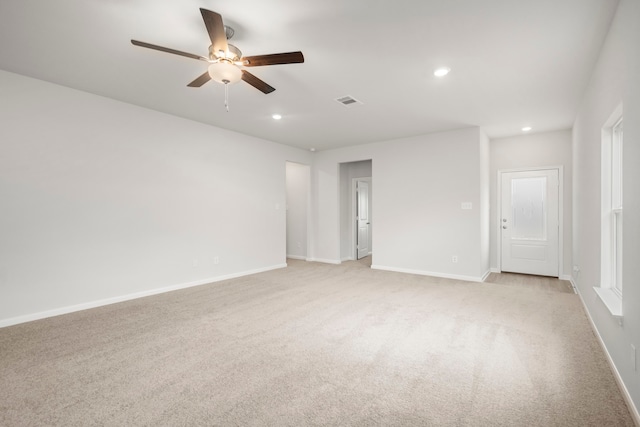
top-left (339, 160), bottom-right (372, 260)
top-left (312, 127), bottom-right (488, 281)
top-left (572, 0), bottom-right (639, 416)
top-left (285, 161), bottom-right (310, 259)
top-left (490, 130), bottom-right (573, 277)
top-left (0, 70), bottom-right (311, 325)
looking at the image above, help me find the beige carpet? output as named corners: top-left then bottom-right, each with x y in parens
top-left (0, 258), bottom-right (634, 426)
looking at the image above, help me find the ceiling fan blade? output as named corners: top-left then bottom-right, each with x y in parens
top-left (131, 40), bottom-right (207, 61)
top-left (200, 9), bottom-right (228, 56)
top-left (242, 51), bottom-right (304, 67)
top-left (241, 70), bottom-right (275, 94)
top-left (187, 71), bottom-right (212, 88)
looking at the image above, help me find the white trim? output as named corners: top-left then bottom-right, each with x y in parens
top-left (559, 275), bottom-right (576, 294)
top-left (341, 256), bottom-right (355, 262)
top-left (600, 108), bottom-right (624, 299)
top-left (480, 270), bottom-right (492, 282)
top-left (576, 288), bottom-right (640, 426)
top-left (593, 287), bottom-right (623, 320)
top-left (0, 264), bottom-right (287, 328)
top-left (371, 265), bottom-right (485, 283)
top-left (497, 166), bottom-right (564, 278)
top-left (286, 255), bottom-right (307, 261)
top-left (307, 258), bottom-right (341, 265)
top-left (569, 277), bottom-right (578, 294)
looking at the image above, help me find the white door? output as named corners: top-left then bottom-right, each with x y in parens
top-left (501, 169), bottom-right (559, 277)
top-left (356, 180), bottom-right (370, 260)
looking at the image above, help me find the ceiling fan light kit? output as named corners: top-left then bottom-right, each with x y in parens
top-left (131, 8), bottom-right (304, 111)
top-left (208, 62), bottom-right (242, 84)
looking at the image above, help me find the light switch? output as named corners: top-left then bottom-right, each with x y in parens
top-left (461, 202), bottom-right (472, 210)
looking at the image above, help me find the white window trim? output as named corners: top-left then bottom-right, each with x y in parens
top-left (594, 288), bottom-right (622, 319)
top-left (595, 104), bottom-right (623, 320)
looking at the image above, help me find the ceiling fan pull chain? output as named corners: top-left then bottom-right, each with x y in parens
top-left (223, 79), bottom-right (230, 112)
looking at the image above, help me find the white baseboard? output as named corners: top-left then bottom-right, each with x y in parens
top-left (488, 269), bottom-right (574, 285)
top-left (0, 263), bottom-right (287, 328)
top-left (307, 258), bottom-right (341, 265)
top-left (569, 276), bottom-right (578, 294)
top-left (575, 287), bottom-right (640, 426)
top-left (480, 270), bottom-right (492, 282)
top-left (341, 256), bottom-right (355, 262)
top-left (560, 274), bottom-right (577, 294)
top-left (286, 255), bottom-right (307, 261)
top-left (371, 265), bottom-right (485, 283)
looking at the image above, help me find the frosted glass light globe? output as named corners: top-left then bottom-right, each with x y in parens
top-left (208, 62), bottom-right (242, 84)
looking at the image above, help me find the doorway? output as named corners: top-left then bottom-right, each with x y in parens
top-left (499, 168), bottom-right (560, 277)
top-left (339, 160), bottom-right (372, 262)
top-left (285, 161), bottom-right (310, 260)
top-left (355, 178), bottom-right (371, 260)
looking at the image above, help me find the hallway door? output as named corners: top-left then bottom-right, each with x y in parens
top-left (356, 180), bottom-right (370, 260)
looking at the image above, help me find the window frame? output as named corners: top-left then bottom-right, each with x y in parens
top-left (610, 118), bottom-right (623, 297)
top-left (595, 105), bottom-right (623, 319)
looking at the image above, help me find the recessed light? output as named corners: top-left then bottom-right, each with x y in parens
top-left (272, 114), bottom-right (282, 120)
top-left (310, 148), bottom-right (316, 152)
top-left (522, 126), bottom-right (532, 132)
top-left (433, 67), bottom-right (450, 77)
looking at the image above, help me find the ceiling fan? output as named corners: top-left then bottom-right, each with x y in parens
top-left (131, 8), bottom-right (304, 110)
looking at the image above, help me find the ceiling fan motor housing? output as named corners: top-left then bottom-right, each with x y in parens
top-left (209, 44), bottom-right (242, 62)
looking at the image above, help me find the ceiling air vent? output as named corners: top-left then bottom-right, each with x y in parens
top-left (335, 95), bottom-right (363, 107)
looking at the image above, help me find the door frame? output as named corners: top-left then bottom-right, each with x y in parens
top-left (496, 166), bottom-right (563, 276)
top-left (351, 177), bottom-right (372, 260)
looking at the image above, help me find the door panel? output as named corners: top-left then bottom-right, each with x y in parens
top-left (357, 181), bottom-right (370, 260)
top-left (510, 244), bottom-right (547, 261)
top-left (501, 169), bottom-right (559, 277)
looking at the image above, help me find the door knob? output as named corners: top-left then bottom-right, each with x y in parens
top-left (503, 225), bottom-right (508, 229)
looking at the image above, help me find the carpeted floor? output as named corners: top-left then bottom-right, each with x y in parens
top-left (0, 258), bottom-right (635, 426)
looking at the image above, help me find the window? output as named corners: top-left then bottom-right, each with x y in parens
top-left (595, 106), bottom-right (623, 318)
top-left (610, 118), bottom-right (623, 296)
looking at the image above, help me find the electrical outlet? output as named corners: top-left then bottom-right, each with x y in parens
top-left (452, 255), bottom-right (458, 263)
top-left (461, 202), bottom-right (472, 210)
top-left (632, 344), bottom-right (637, 371)
top-left (214, 256), bottom-right (220, 265)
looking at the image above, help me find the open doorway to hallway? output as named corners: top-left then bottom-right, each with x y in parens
top-left (339, 160), bottom-right (372, 262)
top-left (285, 161), bottom-right (310, 261)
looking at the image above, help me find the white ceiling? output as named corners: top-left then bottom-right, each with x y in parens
top-left (0, 0), bottom-right (618, 151)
